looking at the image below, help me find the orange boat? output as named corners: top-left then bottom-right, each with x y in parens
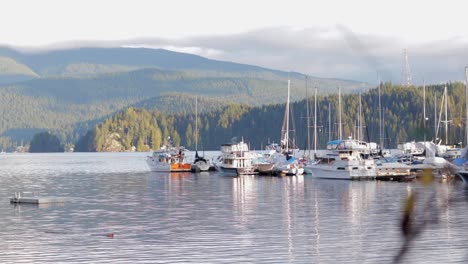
top-left (146, 137), bottom-right (191, 172)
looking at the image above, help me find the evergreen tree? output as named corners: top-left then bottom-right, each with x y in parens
top-left (29, 132), bottom-right (64, 153)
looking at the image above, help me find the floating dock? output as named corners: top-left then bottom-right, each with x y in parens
top-left (10, 192), bottom-right (66, 204)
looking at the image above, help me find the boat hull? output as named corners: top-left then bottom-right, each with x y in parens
top-left (218, 166), bottom-right (257, 176)
top-left (257, 163), bottom-right (275, 174)
top-left (146, 156), bottom-right (191, 172)
top-left (192, 160), bottom-right (211, 172)
top-left (307, 164), bottom-right (376, 180)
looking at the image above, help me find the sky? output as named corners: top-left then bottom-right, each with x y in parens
top-left (1, 0), bottom-right (467, 84)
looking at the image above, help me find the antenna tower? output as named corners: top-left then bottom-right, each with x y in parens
top-left (401, 48), bottom-right (412, 87)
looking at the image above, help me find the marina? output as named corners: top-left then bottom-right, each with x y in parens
top-left (2, 1), bottom-right (468, 263)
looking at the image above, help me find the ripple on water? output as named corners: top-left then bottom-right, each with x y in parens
top-left (1, 153), bottom-right (468, 263)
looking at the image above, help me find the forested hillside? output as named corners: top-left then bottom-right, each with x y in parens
top-left (76, 82), bottom-right (468, 152)
top-left (0, 47), bottom-right (370, 151)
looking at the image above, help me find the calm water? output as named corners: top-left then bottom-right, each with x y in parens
top-left (0, 152), bottom-right (467, 263)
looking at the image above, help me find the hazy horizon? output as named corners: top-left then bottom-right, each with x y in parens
top-left (2, 0), bottom-right (467, 84)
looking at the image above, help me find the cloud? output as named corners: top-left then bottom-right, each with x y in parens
top-left (5, 26), bottom-right (468, 84)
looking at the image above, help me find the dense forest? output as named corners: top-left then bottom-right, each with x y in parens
top-left (75, 82), bottom-right (468, 152)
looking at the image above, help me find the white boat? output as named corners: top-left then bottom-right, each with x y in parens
top-left (192, 151), bottom-right (211, 172)
top-left (375, 158), bottom-right (412, 179)
top-left (191, 96), bottom-right (211, 172)
top-left (254, 150), bottom-right (276, 174)
top-left (215, 139), bottom-right (258, 176)
top-left (305, 138), bottom-right (377, 180)
top-left (145, 137), bottom-right (191, 172)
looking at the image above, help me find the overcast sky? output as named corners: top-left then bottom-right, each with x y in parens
top-left (1, 0), bottom-right (467, 84)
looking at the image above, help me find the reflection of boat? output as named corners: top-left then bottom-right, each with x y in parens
top-left (145, 137), bottom-right (191, 172)
top-left (170, 172), bottom-right (192, 178)
top-left (215, 138), bottom-right (257, 176)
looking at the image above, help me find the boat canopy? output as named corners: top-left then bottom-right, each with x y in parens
top-left (326, 139), bottom-right (369, 151)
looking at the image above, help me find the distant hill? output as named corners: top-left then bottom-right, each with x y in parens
top-left (0, 47), bottom-right (370, 96)
top-left (0, 56), bottom-right (39, 84)
top-left (0, 46), bottom-right (372, 150)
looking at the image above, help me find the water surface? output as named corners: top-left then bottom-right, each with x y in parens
top-left (0, 152), bottom-right (467, 263)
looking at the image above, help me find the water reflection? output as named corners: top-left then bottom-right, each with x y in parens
top-left (0, 153), bottom-right (467, 263)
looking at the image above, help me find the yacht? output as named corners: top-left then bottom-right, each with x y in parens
top-left (215, 139), bottom-right (257, 176)
top-left (305, 138), bottom-right (376, 180)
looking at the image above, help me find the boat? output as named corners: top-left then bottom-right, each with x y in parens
top-left (145, 137), bottom-right (191, 172)
top-left (305, 138), bottom-right (377, 180)
top-left (215, 138), bottom-right (258, 176)
top-left (192, 151), bottom-right (211, 172)
top-left (304, 88), bottom-right (377, 179)
top-left (191, 96), bottom-right (211, 172)
top-left (374, 157), bottom-right (412, 180)
top-left (254, 150), bottom-right (276, 174)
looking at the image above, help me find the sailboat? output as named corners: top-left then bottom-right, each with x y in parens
top-left (191, 96), bottom-right (211, 172)
top-left (273, 79), bottom-right (304, 175)
top-left (257, 79), bottom-right (304, 175)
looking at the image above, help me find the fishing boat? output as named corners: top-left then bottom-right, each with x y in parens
top-left (215, 138), bottom-right (257, 176)
top-left (146, 137), bottom-right (191, 172)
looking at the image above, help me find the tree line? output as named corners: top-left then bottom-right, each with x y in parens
top-left (72, 82), bottom-right (468, 152)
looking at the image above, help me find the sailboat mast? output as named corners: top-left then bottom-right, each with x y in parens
top-left (444, 85), bottom-right (448, 145)
top-left (378, 78), bottom-right (383, 150)
top-left (286, 80), bottom-right (290, 152)
top-left (434, 93), bottom-right (438, 140)
top-left (465, 66), bottom-right (468, 145)
top-left (328, 102), bottom-right (331, 142)
top-left (423, 80), bottom-right (426, 126)
top-left (195, 96), bottom-right (198, 151)
top-left (358, 92), bottom-right (362, 141)
top-left (305, 76), bottom-right (311, 156)
top-left (314, 86), bottom-right (318, 155)
top-left (423, 80), bottom-right (426, 142)
top-left (338, 87), bottom-right (342, 140)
